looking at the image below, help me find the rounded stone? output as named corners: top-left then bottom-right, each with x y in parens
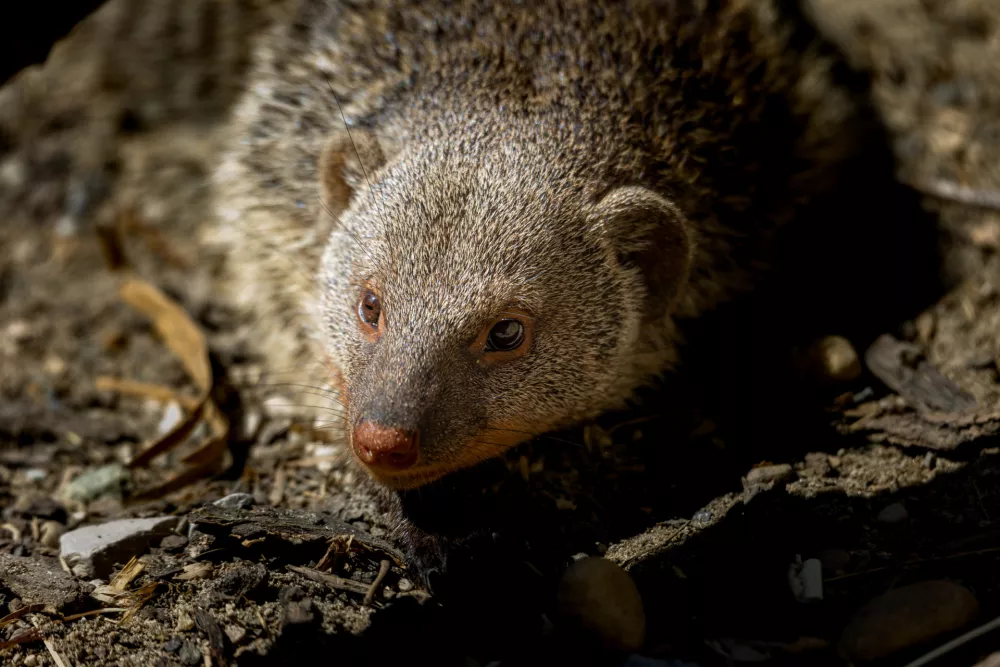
top-left (839, 580), bottom-right (979, 661)
top-left (556, 557), bottom-right (646, 651)
top-left (805, 336), bottom-right (862, 383)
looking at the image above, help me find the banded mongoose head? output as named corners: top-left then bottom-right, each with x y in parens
top-left (318, 116), bottom-right (693, 490)
top-left (215, 0), bottom-right (879, 494)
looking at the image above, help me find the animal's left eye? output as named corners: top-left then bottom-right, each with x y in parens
top-left (357, 290), bottom-right (381, 329)
top-left (485, 319), bottom-right (525, 352)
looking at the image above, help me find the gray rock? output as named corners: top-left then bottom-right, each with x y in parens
top-left (216, 562), bottom-right (268, 599)
top-left (60, 516), bottom-right (180, 578)
top-left (877, 503), bottom-right (909, 524)
top-left (159, 534), bottom-right (189, 551)
top-left (692, 510), bottom-right (713, 524)
top-left (0, 553), bottom-right (82, 611)
top-left (178, 641), bottom-right (203, 666)
top-left (62, 464), bottom-right (129, 503)
top-left (213, 493), bottom-right (255, 510)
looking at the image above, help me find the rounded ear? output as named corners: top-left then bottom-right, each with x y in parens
top-left (591, 186), bottom-right (694, 315)
top-left (318, 129), bottom-right (386, 218)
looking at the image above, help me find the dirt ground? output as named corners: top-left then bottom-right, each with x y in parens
top-left (2, 0), bottom-right (1000, 665)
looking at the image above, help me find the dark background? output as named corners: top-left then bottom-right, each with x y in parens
top-left (0, 1), bottom-right (106, 85)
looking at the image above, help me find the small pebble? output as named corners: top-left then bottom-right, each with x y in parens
top-left (175, 610), bottom-right (195, 632)
top-left (692, 510), bottom-right (713, 524)
top-left (802, 453), bottom-right (833, 478)
top-left (263, 396), bottom-right (301, 419)
top-left (839, 580), bottom-right (979, 661)
top-left (789, 557), bottom-right (824, 603)
top-left (852, 387), bottom-right (875, 403)
top-left (805, 335), bottom-right (862, 383)
top-left (163, 636), bottom-right (183, 653)
top-left (217, 562), bottom-right (267, 598)
top-left (157, 402), bottom-right (184, 435)
top-left (43, 355), bottom-right (66, 376)
top-left (24, 655), bottom-right (38, 667)
top-left (214, 493), bottom-right (256, 510)
top-left (178, 641), bottom-right (202, 666)
top-left (225, 624), bottom-right (247, 644)
top-left (159, 534), bottom-right (188, 551)
top-left (39, 521), bottom-right (65, 549)
top-left (745, 463), bottom-right (796, 486)
top-left (397, 578), bottom-right (413, 592)
top-left (877, 502), bottom-right (909, 524)
top-left (23, 469), bottom-right (47, 483)
top-left (0, 157), bottom-right (26, 188)
top-left (557, 557), bottom-right (646, 651)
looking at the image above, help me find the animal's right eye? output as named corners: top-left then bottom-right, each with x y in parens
top-left (358, 290), bottom-right (381, 329)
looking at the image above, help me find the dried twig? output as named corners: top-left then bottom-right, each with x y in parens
top-left (269, 466), bottom-right (288, 506)
top-left (95, 217), bottom-right (129, 272)
top-left (905, 177), bottom-right (1000, 212)
top-left (825, 546), bottom-right (1000, 583)
top-left (286, 565), bottom-right (370, 596)
top-left (0, 605), bottom-right (46, 628)
top-left (95, 376), bottom-right (199, 409)
top-left (364, 560), bottom-right (391, 606)
top-left (0, 522), bottom-right (22, 542)
top-left (316, 535), bottom-right (354, 572)
top-left (61, 608), bottom-right (127, 622)
top-left (32, 618), bottom-right (70, 667)
top-left (904, 614), bottom-right (1000, 667)
top-left (0, 628), bottom-right (44, 649)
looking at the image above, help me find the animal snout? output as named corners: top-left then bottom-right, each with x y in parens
top-left (352, 420), bottom-right (419, 470)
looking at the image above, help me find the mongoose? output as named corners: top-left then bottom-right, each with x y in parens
top-left (211, 0), bottom-right (935, 495)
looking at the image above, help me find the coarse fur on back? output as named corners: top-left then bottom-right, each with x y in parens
top-left (211, 0), bottom-right (877, 490)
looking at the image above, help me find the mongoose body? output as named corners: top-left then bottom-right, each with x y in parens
top-left (211, 0), bottom-right (896, 491)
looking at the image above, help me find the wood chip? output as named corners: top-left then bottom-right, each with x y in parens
top-left (865, 334), bottom-right (977, 413)
top-left (109, 557), bottom-right (145, 592)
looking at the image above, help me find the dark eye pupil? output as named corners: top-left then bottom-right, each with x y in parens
top-left (486, 320), bottom-right (524, 352)
top-left (358, 291), bottom-right (380, 328)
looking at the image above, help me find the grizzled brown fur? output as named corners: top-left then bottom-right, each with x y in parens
top-left (213, 0), bottom-right (879, 491)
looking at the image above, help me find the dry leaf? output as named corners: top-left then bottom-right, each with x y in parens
top-left (95, 276), bottom-right (232, 500)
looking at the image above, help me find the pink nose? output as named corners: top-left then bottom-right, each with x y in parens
top-left (353, 421), bottom-right (419, 470)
